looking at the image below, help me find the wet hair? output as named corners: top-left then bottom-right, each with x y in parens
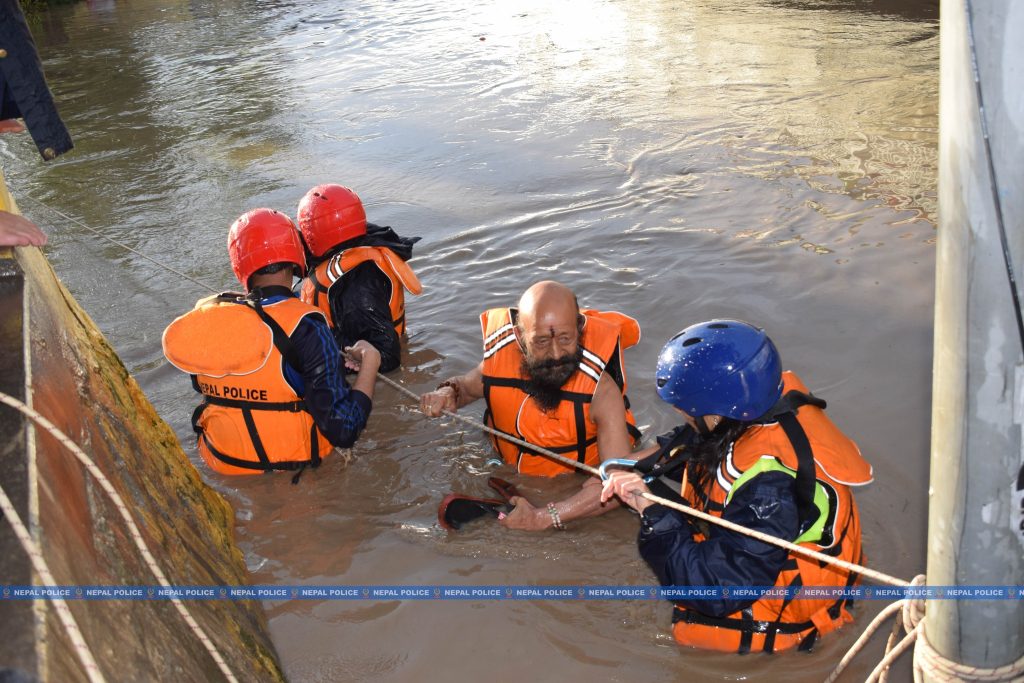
top-left (687, 419), bottom-right (751, 503)
top-left (253, 262), bottom-right (297, 276)
top-left (247, 261), bottom-right (300, 289)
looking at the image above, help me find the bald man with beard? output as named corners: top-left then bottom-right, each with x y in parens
top-left (420, 280), bottom-right (642, 531)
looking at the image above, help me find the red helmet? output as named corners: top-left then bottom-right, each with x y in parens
top-left (227, 208), bottom-right (307, 290)
top-left (296, 184), bottom-right (367, 257)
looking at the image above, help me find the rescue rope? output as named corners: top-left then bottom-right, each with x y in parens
top-left (825, 575), bottom-right (923, 683)
top-left (16, 191), bottom-right (931, 672)
top-left (0, 480), bottom-right (105, 683)
top-left (18, 194), bottom-right (224, 295)
top-left (826, 574), bottom-right (1024, 683)
top-left (913, 626), bottom-right (1024, 682)
top-left (0, 392), bottom-right (239, 683)
top-left (374, 372), bottom-right (914, 588)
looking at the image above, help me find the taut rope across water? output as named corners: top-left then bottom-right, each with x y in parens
top-left (17, 189), bottom-right (912, 588)
top-left (28, 189), bottom-right (1022, 681)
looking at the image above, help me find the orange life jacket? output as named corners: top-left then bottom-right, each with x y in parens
top-left (300, 246), bottom-right (422, 336)
top-left (162, 293), bottom-right (334, 476)
top-left (671, 372), bottom-right (873, 653)
top-left (480, 307), bottom-right (642, 477)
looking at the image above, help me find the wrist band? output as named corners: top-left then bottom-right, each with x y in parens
top-left (436, 379), bottom-right (461, 406)
top-left (546, 502), bottom-right (566, 531)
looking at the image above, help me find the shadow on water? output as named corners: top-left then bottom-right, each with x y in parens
top-left (766, 0), bottom-right (938, 21)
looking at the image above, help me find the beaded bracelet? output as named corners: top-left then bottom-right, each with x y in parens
top-left (546, 502), bottom-right (566, 531)
top-left (436, 379), bottom-right (461, 407)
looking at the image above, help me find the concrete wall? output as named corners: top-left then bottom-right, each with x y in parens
top-left (929, 0), bottom-right (1024, 671)
top-left (0, 238), bottom-right (284, 680)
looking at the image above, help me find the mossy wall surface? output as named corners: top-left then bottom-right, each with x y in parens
top-left (3, 242), bottom-right (285, 682)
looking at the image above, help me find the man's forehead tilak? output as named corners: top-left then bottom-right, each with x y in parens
top-left (524, 322), bottom-right (573, 338)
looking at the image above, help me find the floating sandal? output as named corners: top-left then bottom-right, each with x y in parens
top-left (437, 494), bottom-right (513, 531)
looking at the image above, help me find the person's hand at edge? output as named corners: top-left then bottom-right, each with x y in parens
top-left (0, 210), bottom-right (47, 247)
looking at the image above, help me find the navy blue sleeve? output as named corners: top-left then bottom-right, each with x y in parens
top-left (288, 315), bottom-right (372, 448)
top-left (637, 471), bottom-right (800, 616)
top-left (329, 262), bottom-right (402, 373)
top-left (0, 2), bottom-right (73, 159)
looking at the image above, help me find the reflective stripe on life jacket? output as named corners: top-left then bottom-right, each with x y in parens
top-left (300, 245), bottom-right (422, 336)
top-left (671, 371), bottom-right (872, 653)
top-left (162, 293), bottom-right (334, 476)
top-left (479, 307), bottom-right (642, 477)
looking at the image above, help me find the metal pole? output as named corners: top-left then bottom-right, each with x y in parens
top-left (928, 0), bottom-right (1024, 673)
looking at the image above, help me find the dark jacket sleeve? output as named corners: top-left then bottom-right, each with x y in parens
top-left (0, 0), bottom-right (73, 159)
top-left (637, 471), bottom-right (800, 617)
top-left (329, 261), bottom-right (402, 373)
top-left (289, 315), bottom-right (371, 448)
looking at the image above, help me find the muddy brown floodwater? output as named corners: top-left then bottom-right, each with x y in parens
top-left (6, 0), bottom-right (937, 680)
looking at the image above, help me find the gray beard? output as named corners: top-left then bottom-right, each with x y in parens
top-left (520, 347), bottom-right (582, 412)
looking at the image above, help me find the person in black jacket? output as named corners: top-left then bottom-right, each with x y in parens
top-left (0, 0), bottom-right (73, 246)
top-left (0, 0), bottom-right (73, 162)
top-left (296, 184), bottom-right (422, 373)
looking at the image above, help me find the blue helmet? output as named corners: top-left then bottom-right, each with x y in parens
top-left (655, 319), bottom-right (783, 421)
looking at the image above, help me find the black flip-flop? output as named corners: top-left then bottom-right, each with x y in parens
top-left (438, 493), bottom-right (513, 531)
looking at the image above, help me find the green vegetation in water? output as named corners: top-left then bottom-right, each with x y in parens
top-left (21, 0), bottom-right (83, 21)
top-left (21, 0), bottom-right (82, 7)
